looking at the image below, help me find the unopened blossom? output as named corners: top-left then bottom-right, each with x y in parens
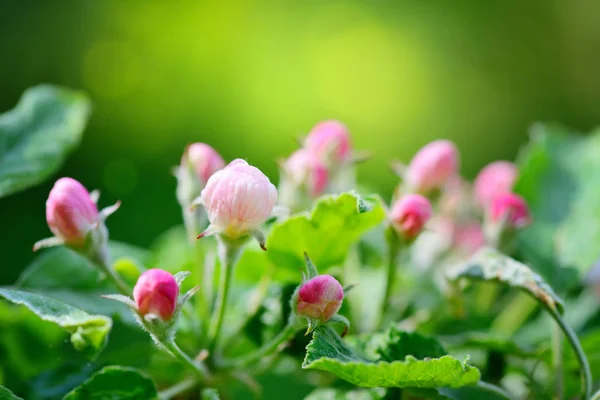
top-left (45, 178), bottom-right (99, 247)
top-left (474, 161), bottom-right (517, 207)
top-left (304, 120), bottom-right (352, 164)
top-left (454, 222), bottom-right (485, 255)
top-left (297, 275), bottom-right (344, 322)
top-left (199, 159), bottom-right (277, 240)
top-left (390, 194), bottom-right (432, 240)
top-left (489, 192), bottom-right (531, 228)
top-left (405, 140), bottom-right (459, 193)
top-left (133, 269), bottom-right (179, 321)
top-left (185, 143), bottom-right (225, 185)
top-left (284, 149), bottom-right (329, 197)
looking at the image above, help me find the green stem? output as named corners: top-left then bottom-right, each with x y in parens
top-left (552, 323), bottom-right (564, 400)
top-left (207, 236), bottom-right (243, 353)
top-left (547, 306), bottom-right (592, 400)
top-left (475, 381), bottom-right (512, 399)
top-left (491, 292), bottom-right (538, 336)
top-left (219, 318), bottom-right (301, 369)
top-left (158, 378), bottom-right (198, 400)
top-left (163, 340), bottom-right (210, 380)
top-left (591, 389), bottom-right (600, 400)
top-left (381, 230), bottom-right (403, 323)
top-left (94, 248), bottom-right (130, 295)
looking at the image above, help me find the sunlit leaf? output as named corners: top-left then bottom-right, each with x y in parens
top-left (0, 385), bottom-right (24, 400)
top-left (0, 84), bottom-right (91, 198)
top-left (63, 366), bottom-right (157, 400)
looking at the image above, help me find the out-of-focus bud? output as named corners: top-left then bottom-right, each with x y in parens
top-left (473, 161), bottom-right (517, 207)
top-left (405, 140), bottom-right (459, 194)
top-left (304, 120), bottom-right (352, 164)
top-left (45, 178), bottom-right (99, 247)
top-left (133, 269), bottom-right (179, 321)
top-left (176, 143), bottom-right (225, 207)
top-left (454, 222), bottom-right (485, 255)
top-left (296, 274), bottom-right (344, 322)
top-left (199, 159), bottom-right (278, 242)
top-left (284, 149), bottom-right (329, 197)
top-left (489, 192), bottom-right (531, 228)
top-left (390, 194), bottom-right (432, 240)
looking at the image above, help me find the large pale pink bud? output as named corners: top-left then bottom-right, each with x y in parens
top-left (133, 269), bottom-right (179, 321)
top-left (297, 275), bottom-right (344, 322)
top-left (406, 140), bottom-right (459, 193)
top-left (304, 120), bottom-right (352, 163)
top-left (489, 192), bottom-right (531, 228)
top-left (390, 194), bottom-right (432, 240)
top-left (285, 149), bottom-right (329, 197)
top-left (200, 159), bottom-right (278, 239)
top-left (46, 178), bottom-right (99, 247)
top-left (454, 223), bottom-right (485, 255)
top-left (474, 161), bottom-right (517, 207)
top-left (184, 143), bottom-right (225, 185)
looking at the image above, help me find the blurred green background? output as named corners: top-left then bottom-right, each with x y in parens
top-left (2, 0), bottom-right (600, 286)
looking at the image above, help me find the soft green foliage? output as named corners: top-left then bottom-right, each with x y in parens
top-left (305, 388), bottom-right (386, 400)
top-left (442, 332), bottom-right (540, 358)
top-left (267, 192), bottom-right (385, 276)
top-left (0, 385), bottom-right (23, 400)
top-left (303, 326), bottom-right (480, 388)
top-left (63, 366), bottom-right (157, 400)
top-left (0, 288), bottom-right (111, 359)
top-left (201, 388), bottom-right (221, 400)
top-left (0, 85), bottom-right (91, 198)
top-left (447, 247), bottom-right (564, 313)
top-left (516, 123), bottom-right (600, 278)
top-left (375, 326), bottom-right (446, 362)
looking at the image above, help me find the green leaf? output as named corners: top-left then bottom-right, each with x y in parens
top-left (303, 326), bottom-right (480, 389)
top-left (446, 247), bottom-right (564, 313)
top-left (0, 288), bottom-right (111, 359)
top-left (515, 123), bottom-right (600, 278)
top-left (201, 388), bottom-right (220, 400)
top-left (374, 326), bottom-right (447, 362)
top-left (63, 366), bottom-right (157, 400)
top-left (0, 84), bottom-right (91, 198)
top-left (305, 388), bottom-right (386, 400)
top-left (267, 192), bottom-right (385, 277)
top-left (0, 385), bottom-right (24, 400)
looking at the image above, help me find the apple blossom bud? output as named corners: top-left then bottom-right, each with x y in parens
top-left (304, 120), bottom-right (352, 163)
top-left (474, 161), bottom-right (517, 207)
top-left (200, 159), bottom-right (278, 239)
top-left (297, 274), bottom-right (344, 322)
top-left (489, 192), bottom-right (531, 228)
top-left (185, 143), bottom-right (225, 185)
top-left (454, 222), bottom-right (485, 255)
top-left (390, 194), bottom-right (432, 240)
top-left (406, 140), bottom-right (459, 193)
top-left (133, 269), bottom-right (179, 321)
top-left (46, 178), bottom-right (99, 247)
top-left (284, 149), bottom-right (329, 197)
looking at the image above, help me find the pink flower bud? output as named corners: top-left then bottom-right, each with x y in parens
top-left (489, 192), bottom-right (531, 228)
top-left (201, 159), bottom-right (278, 238)
top-left (133, 269), bottom-right (179, 321)
top-left (184, 143), bottom-right (225, 185)
top-left (406, 140), bottom-right (459, 193)
top-left (304, 120), bottom-right (352, 163)
top-left (390, 194), bottom-right (432, 239)
top-left (454, 223), bottom-right (485, 255)
top-left (285, 149), bottom-right (329, 197)
top-left (297, 275), bottom-right (344, 322)
top-left (46, 178), bottom-right (99, 247)
top-left (474, 161), bottom-right (517, 207)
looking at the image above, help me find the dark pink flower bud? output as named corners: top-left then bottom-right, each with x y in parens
top-left (489, 193), bottom-right (531, 228)
top-left (304, 120), bottom-right (352, 163)
top-left (297, 275), bottom-right (344, 322)
top-left (474, 161), bottom-right (517, 207)
top-left (184, 143), bottom-right (225, 185)
top-left (285, 149), bottom-right (329, 197)
top-left (133, 269), bottom-right (179, 321)
top-left (406, 140), bottom-right (459, 193)
top-left (390, 194), bottom-right (432, 239)
top-left (46, 178), bottom-right (99, 247)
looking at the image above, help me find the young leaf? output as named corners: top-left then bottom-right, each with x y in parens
top-left (303, 326), bottom-right (480, 388)
top-left (267, 192), bottom-right (385, 277)
top-left (63, 366), bottom-right (157, 400)
top-left (0, 385), bottom-right (24, 400)
top-left (0, 84), bottom-right (91, 198)
top-left (515, 123), bottom-right (600, 281)
top-left (374, 326), bottom-right (447, 362)
top-left (0, 288), bottom-right (111, 359)
top-left (446, 247), bottom-right (564, 313)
